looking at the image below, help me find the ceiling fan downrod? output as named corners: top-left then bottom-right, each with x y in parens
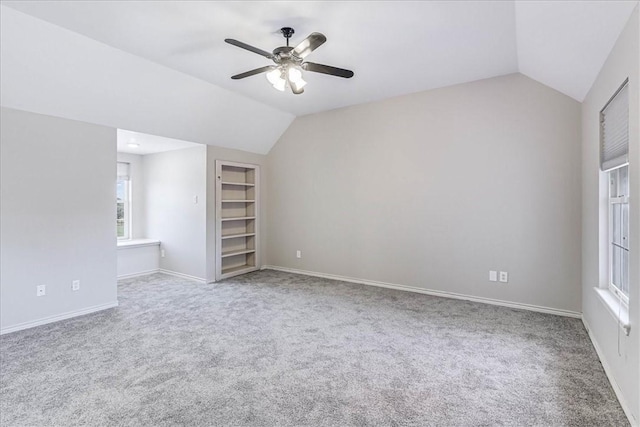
top-left (280, 27), bottom-right (295, 47)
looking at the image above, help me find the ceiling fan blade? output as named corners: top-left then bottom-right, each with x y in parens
top-left (302, 62), bottom-right (354, 78)
top-left (224, 38), bottom-right (274, 59)
top-left (231, 66), bottom-right (276, 80)
top-left (292, 32), bottom-right (327, 59)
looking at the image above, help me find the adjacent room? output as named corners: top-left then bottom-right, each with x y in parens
top-left (1, 1), bottom-right (638, 426)
top-left (116, 130), bottom-right (207, 282)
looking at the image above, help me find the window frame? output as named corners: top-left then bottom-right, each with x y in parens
top-left (599, 78), bottom-right (630, 308)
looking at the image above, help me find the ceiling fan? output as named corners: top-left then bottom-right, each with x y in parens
top-left (225, 27), bottom-right (354, 95)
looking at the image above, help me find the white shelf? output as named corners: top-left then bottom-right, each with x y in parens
top-left (220, 264), bottom-right (257, 278)
top-left (221, 200), bottom-right (255, 203)
top-left (117, 238), bottom-right (160, 249)
top-left (221, 248), bottom-right (256, 258)
top-left (221, 181), bottom-right (255, 187)
top-left (221, 233), bottom-right (256, 240)
top-left (220, 216), bottom-right (256, 221)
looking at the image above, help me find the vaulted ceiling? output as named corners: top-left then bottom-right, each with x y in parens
top-left (1, 1), bottom-right (638, 153)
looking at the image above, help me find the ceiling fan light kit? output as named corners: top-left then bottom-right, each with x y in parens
top-left (225, 27), bottom-right (354, 95)
top-left (266, 65), bottom-right (306, 93)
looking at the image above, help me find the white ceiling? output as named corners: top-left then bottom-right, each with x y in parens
top-left (117, 129), bottom-right (202, 155)
top-left (4, 1), bottom-right (636, 118)
top-left (516, 0), bottom-right (639, 101)
top-left (0, 5), bottom-right (294, 155)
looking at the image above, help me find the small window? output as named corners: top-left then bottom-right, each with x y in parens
top-left (600, 80), bottom-right (630, 304)
top-left (117, 162), bottom-right (130, 240)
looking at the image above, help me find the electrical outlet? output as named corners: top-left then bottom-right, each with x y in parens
top-left (489, 271), bottom-right (497, 282)
top-left (161, 249), bottom-right (165, 258)
top-left (499, 271), bottom-right (508, 283)
top-left (36, 285), bottom-right (46, 296)
top-left (296, 250), bottom-right (301, 259)
top-left (72, 280), bottom-right (80, 291)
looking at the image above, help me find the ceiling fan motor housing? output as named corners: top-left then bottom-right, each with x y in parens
top-left (272, 46), bottom-right (301, 64)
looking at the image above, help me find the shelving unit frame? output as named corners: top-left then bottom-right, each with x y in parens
top-left (215, 160), bottom-right (260, 281)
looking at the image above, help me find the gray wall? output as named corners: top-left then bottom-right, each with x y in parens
top-left (143, 146), bottom-right (207, 280)
top-left (267, 73), bottom-right (582, 313)
top-left (581, 7), bottom-right (639, 422)
top-left (205, 146), bottom-right (267, 283)
top-left (117, 152), bottom-right (145, 239)
top-left (0, 107), bottom-right (117, 331)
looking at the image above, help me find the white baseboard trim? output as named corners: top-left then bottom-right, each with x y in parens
top-left (262, 265), bottom-right (582, 319)
top-left (159, 269), bottom-right (206, 283)
top-left (117, 269), bottom-right (160, 280)
top-left (582, 317), bottom-right (637, 427)
top-left (0, 301), bottom-right (119, 335)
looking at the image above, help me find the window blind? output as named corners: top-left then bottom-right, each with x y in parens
top-left (601, 81), bottom-right (629, 171)
top-left (117, 162), bottom-right (130, 181)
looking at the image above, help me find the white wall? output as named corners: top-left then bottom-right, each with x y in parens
top-left (117, 243), bottom-right (160, 278)
top-left (267, 73), bottom-right (582, 314)
top-left (0, 5), bottom-right (294, 155)
top-left (117, 152), bottom-right (145, 239)
top-left (143, 146), bottom-right (207, 280)
top-left (0, 107), bottom-right (118, 333)
top-left (205, 146), bottom-right (267, 283)
top-left (581, 7), bottom-right (639, 424)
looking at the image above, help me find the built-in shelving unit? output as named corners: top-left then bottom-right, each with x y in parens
top-left (215, 160), bottom-right (260, 281)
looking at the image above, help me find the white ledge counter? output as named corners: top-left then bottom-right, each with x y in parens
top-left (117, 239), bottom-right (160, 278)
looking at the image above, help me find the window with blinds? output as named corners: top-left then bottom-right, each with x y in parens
top-left (600, 79), bottom-right (631, 303)
top-left (600, 80), bottom-right (629, 171)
